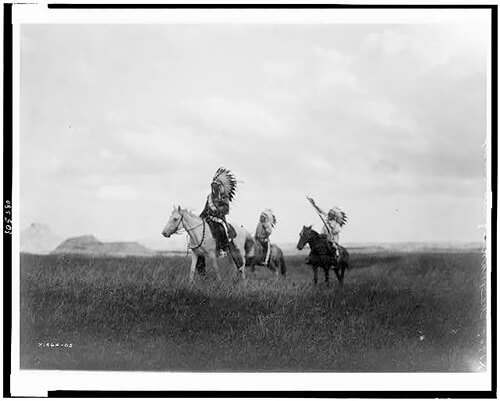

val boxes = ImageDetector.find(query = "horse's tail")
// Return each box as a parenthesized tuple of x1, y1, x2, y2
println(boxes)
(244, 230, 255, 256)
(279, 248, 287, 277)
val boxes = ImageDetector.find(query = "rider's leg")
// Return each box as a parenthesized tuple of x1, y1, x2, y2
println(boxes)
(211, 217, 228, 254)
(332, 234, 340, 259)
(218, 218, 243, 268)
(328, 238, 339, 259)
(264, 240, 271, 265)
(333, 242, 340, 258)
(219, 219, 231, 241)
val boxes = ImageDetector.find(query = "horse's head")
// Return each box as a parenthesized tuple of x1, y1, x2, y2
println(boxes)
(162, 205, 184, 238)
(297, 225, 313, 250)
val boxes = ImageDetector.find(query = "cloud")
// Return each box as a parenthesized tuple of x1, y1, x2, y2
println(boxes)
(363, 25, 487, 76)
(20, 23, 488, 243)
(314, 47, 362, 92)
(363, 29, 409, 55)
(117, 127, 215, 165)
(373, 159, 400, 174)
(97, 185, 139, 201)
(262, 60, 304, 81)
(305, 156, 334, 173)
(181, 96, 289, 138)
(361, 99, 415, 130)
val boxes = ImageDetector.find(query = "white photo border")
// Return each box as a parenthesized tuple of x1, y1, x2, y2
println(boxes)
(6, 2, 495, 396)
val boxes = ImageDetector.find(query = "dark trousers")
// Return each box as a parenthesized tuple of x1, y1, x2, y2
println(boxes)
(196, 215, 231, 274)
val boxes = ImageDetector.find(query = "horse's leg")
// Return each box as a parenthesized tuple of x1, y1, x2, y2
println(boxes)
(313, 266, 318, 285)
(210, 253, 221, 281)
(189, 252, 198, 282)
(238, 254, 246, 280)
(339, 263, 345, 286)
(266, 248, 275, 275)
(280, 249, 287, 278)
(195, 255, 206, 275)
(333, 267, 342, 284)
(271, 249, 279, 277)
(247, 252, 255, 273)
(246, 255, 255, 273)
(324, 267, 331, 287)
(238, 249, 246, 280)
(235, 254, 246, 281)
(250, 262, 256, 274)
(268, 258, 278, 277)
(232, 232, 246, 280)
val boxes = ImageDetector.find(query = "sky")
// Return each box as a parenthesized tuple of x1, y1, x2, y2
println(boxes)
(20, 22, 489, 246)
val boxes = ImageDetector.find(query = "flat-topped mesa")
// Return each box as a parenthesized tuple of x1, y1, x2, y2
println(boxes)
(52, 235, 103, 254)
(51, 236, 155, 256)
(100, 242, 155, 256)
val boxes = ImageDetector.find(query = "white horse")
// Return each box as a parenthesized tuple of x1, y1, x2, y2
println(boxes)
(162, 206, 254, 282)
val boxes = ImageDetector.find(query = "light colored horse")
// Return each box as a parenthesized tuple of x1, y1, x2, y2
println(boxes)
(162, 206, 254, 282)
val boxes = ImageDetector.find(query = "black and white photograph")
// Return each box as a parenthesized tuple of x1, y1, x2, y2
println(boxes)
(7, 2, 495, 396)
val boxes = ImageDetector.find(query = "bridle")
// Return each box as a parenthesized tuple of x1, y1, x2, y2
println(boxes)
(298, 229, 311, 249)
(174, 211, 206, 251)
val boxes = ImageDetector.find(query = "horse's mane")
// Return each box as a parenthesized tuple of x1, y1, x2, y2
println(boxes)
(178, 208, 199, 218)
(305, 226, 321, 237)
(173, 206, 199, 218)
(304, 227, 331, 247)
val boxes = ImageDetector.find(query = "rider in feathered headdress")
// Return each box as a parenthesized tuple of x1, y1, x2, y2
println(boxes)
(254, 209, 276, 266)
(200, 167, 239, 257)
(306, 197, 348, 259)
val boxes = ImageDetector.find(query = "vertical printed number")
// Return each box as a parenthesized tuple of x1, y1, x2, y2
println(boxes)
(4, 200, 12, 234)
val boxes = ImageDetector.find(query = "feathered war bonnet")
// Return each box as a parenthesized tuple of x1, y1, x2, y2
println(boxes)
(328, 207, 348, 226)
(260, 209, 277, 227)
(211, 167, 237, 202)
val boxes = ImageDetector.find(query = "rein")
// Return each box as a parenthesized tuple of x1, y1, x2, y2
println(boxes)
(177, 212, 206, 251)
(187, 220, 206, 251)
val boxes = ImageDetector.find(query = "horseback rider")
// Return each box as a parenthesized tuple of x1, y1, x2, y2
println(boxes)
(321, 207, 345, 258)
(254, 209, 276, 266)
(306, 197, 348, 260)
(200, 180, 231, 254)
(196, 167, 242, 271)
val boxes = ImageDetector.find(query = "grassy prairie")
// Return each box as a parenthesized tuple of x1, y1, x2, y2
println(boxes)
(20, 250, 485, 371)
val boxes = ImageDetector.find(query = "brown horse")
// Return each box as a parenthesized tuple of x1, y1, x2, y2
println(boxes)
(247, 239, 287, 277)
(296, 225, 349, 286)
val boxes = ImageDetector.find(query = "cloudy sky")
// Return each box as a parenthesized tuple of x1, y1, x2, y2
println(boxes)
(20, 21, 489, 246)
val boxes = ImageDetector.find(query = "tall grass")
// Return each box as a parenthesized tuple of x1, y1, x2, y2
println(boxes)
(20, 251, 485, 371)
